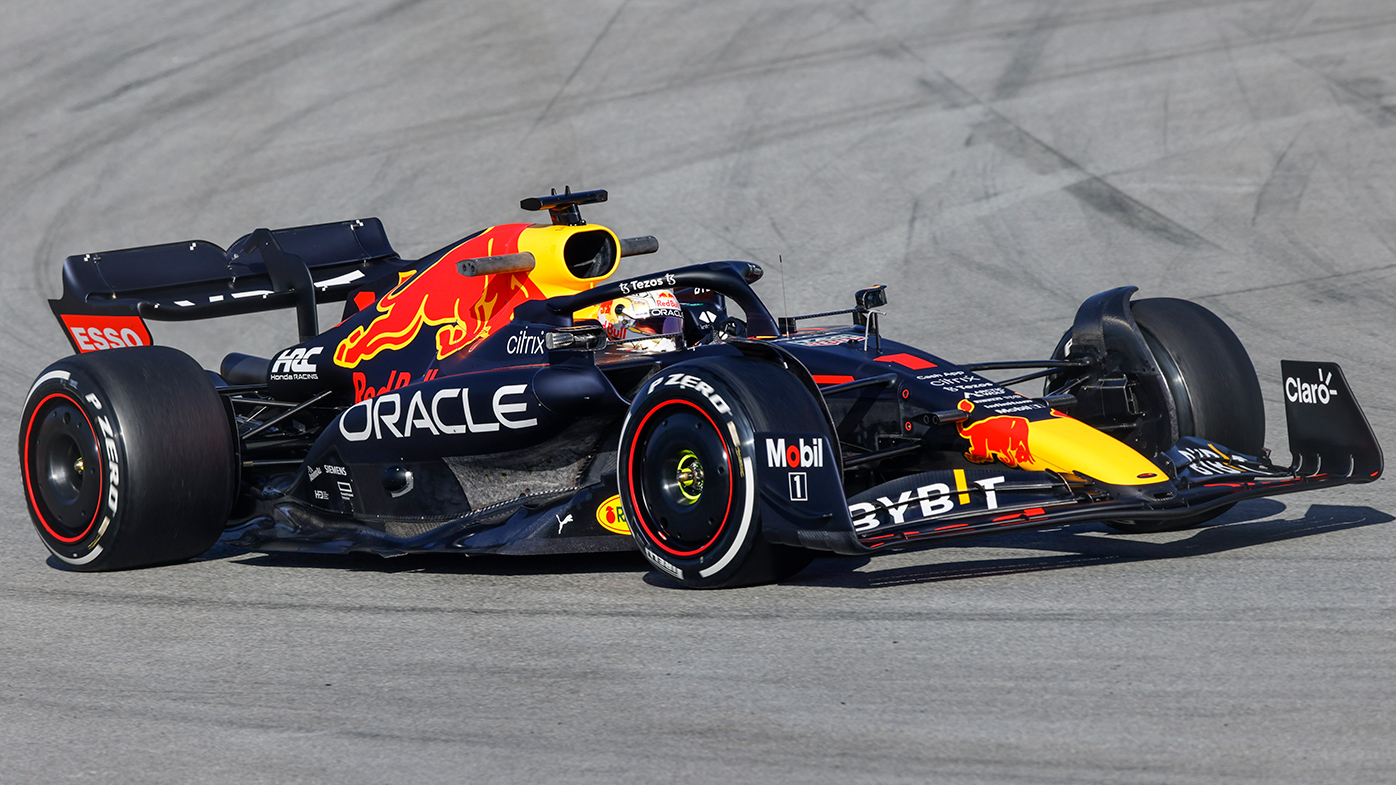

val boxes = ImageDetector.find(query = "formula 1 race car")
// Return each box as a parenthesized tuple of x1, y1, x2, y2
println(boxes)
(20, 189, 1384, 587)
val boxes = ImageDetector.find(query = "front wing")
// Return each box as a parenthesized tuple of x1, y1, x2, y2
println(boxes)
(838, 360, 1382, 552)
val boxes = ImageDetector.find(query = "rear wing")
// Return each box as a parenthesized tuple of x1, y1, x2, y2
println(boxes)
(49, 218, 399, 353)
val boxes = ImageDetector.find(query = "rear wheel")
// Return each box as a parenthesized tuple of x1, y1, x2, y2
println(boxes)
(620, 357, 820, 588)
(19, 346, 236, 570)
(1110, 298, 1264, 533)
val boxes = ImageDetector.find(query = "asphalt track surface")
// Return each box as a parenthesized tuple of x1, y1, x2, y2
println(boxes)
(2, 1, 1394, 782)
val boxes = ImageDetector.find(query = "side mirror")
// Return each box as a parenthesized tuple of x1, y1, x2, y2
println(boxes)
(545, 325, 609, 352)
(854, 285, 887, 328)
(855, 285, 887, 311)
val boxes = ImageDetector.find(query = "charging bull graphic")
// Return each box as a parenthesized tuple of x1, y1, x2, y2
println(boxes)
(956, 399, 1035, 468)
(334, 225, 544, 368)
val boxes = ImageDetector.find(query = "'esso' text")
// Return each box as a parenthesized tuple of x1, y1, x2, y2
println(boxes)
(71, 327, 145, 352)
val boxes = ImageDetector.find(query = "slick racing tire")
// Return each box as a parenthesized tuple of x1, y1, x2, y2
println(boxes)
(620, 356, 820, 589)
(1111, 297, 1265, 533)
(19, 346, 236, 570)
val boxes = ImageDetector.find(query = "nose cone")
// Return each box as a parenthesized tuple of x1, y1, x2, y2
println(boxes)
(961, 413, 1171, 487)
(1092, 476, 1183, 508)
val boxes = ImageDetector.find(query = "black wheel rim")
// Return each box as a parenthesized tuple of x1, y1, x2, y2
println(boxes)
(628, 400, 733, 557)
(24, 394, 104, 543)
(1139, 326, 1195, 440)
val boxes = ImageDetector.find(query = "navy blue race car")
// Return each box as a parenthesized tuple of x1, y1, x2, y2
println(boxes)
(20, 189, 1383, 587)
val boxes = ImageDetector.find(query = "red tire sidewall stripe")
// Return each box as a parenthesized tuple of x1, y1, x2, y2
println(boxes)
(24, 391, 103, 544)
(626, 398, 734, 558)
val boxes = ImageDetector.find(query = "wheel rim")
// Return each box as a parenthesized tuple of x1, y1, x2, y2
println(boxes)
(628, 400, 733, 557)
(24, 394, 104, 543)
(1139, 326, 1195, 440)
(675, 450, 705, 502)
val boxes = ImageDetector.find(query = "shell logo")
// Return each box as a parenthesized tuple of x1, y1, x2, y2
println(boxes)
(596, 494, 630, 535)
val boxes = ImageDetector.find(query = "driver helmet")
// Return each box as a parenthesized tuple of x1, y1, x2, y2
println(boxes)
(598, 289, 682, 352)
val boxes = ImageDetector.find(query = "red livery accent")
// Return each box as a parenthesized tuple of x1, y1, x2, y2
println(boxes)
(875, 353, 935, 370)
(335, 224, 543, 368)
(958, 414, 1034, 468)
(352, 291, 378, 312)
(60, 314, 151, 353)
(812, 374, 855, 385)
(351, 368, 442, 403)
(992, 507, 1046, 523)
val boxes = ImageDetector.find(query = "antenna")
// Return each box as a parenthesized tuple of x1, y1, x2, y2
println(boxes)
(779, 255, 790, 335)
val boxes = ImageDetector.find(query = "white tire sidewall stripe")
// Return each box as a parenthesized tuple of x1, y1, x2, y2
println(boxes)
(46, 541, 105, 565)
(27, 369, 71, 402)
(697, 455, 755, 579)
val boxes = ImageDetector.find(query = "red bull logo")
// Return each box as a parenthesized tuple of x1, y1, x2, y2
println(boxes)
(351, 369, 440, 404)
(653, 290, 680, 313)
(334, 225, 544, 368)
(599, 297, 632, 341)
(955, 399, 1034, 468)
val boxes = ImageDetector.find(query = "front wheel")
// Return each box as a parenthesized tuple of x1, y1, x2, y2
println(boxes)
(620, 357, 819, 588)
(1111, 297, 1265, 533)
(19, 346, 236, 570)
